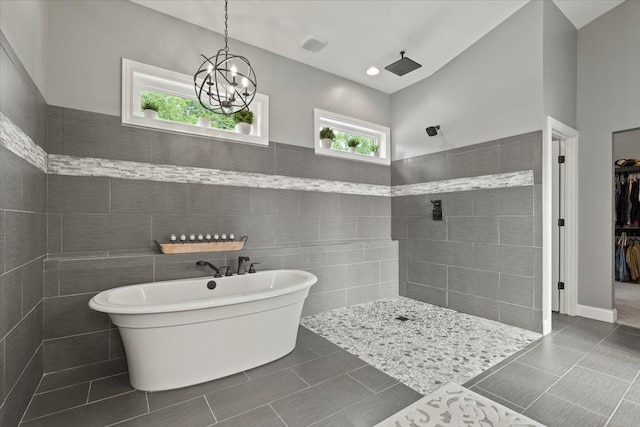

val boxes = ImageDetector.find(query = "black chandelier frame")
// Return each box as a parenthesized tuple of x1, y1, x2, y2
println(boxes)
(194, 0, 257, 116)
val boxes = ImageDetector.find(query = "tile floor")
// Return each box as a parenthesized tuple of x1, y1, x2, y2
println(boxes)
(464, 312, 640, 427)
(615, 281, 640, 329)
(19, 327, 422, 427)
(18, 310, 640, 426)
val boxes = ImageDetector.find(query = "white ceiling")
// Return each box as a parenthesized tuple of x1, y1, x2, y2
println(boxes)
(132, 0, 624, 95)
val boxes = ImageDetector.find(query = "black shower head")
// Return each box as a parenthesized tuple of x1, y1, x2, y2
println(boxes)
(426, 125, 440, 137)
(385, 51, 422, 76)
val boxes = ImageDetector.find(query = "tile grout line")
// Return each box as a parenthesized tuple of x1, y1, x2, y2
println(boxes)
(38, 368, 127, 395)
(203, 395, 218, 424)
(522, 325, 620, 412)
(544, 390, 615, 419)
(604, 370, 640, 426)
(86, 380, 92, 403)
(18, 364, 47, 425)
(269, 403, 290, 427)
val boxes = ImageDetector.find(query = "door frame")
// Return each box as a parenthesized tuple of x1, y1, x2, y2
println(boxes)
(542, 117, 579, 334)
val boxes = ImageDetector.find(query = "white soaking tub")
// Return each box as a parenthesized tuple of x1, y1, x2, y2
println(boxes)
(89, 270, 317, 391)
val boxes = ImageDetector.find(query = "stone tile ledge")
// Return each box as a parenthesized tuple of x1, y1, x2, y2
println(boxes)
(4, 113, 534, 197)
(0, 111, 48, 172)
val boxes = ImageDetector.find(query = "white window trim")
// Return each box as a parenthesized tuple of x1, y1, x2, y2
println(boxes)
(314, 108, 390, 165)
(122, 58, 269, 146)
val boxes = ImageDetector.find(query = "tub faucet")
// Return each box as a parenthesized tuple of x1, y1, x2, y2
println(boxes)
(196, 261, 225, 278)
(237, 256, 250, 275)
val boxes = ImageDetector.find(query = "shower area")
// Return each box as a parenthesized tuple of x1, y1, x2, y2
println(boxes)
(391, 130, 543, 333)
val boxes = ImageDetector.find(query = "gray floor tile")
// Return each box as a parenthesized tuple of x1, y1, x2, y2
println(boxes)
(88, 373, 134, 402)
(37, 359, 127, 393)
(245, 345, 320, 380)
(625, 377, 640, 405)
(212, 405, 285, 427)
(206, 369, 307, 421)
(562, 316, 619, 338)
(523, 393, 607, 427)
(579, 345, 640, 381)
(291, 350, 366, 385)
(20, 391, 148, 427)
(601, 330, 640, 355)
(517, 341, 584, 376)
(547, 366, 629, 417)
(475, 361, 559, 408)
(348, 365, 398, 392)
(23, 383, 89, 421)
(548, 327, 603, 353)
(111, 397, 215, 427)
(271, 374, 373, 426)
(147, 372, 248, 411)
(314, 383, 422, 427)
(617, 324, 640, 337)
(607, 400, 640, 427)
(470, 386, 526, 413)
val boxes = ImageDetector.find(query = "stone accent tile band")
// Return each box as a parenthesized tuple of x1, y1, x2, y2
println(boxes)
(0, 112, 48, 172)
(47, 154, 391, 197)
(391, 170, 534, 196)
(3, 112, 534, 197)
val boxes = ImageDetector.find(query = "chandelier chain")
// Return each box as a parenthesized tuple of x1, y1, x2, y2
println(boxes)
(224, 0, 229, 53)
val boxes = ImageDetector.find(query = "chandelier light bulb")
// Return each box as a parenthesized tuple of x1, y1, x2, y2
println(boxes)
(242, 77, 248, 88)
(231, 64, 237, 77)
(207, 63, 213, 74)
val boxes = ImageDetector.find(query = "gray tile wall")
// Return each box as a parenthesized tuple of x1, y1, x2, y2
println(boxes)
(392, 132, 543, 332)
(0, 33, 47, 427)
(43, 109, 394, 376)
(47, 107, 391, 186)
(42, 240, 398, 373)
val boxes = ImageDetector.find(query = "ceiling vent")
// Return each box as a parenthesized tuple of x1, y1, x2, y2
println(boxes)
(300, 34, 328, 52)
(385, 51, 422, 76)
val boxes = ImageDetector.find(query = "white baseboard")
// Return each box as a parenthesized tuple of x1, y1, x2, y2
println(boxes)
(576, 304, 618, 323)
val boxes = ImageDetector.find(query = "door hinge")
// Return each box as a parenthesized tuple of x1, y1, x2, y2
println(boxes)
(558, 155, 565, 164)
(558, 282, 565, 290)
(558, 218, 565, 227)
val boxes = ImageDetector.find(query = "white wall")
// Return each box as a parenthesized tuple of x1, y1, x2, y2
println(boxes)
(390, 1, 543, 160)
(613, 128, 640, 161)
(577, 0, 640, 309)
(0, 0, 48, 98)
(45, 0, 390, 148)
(543, 0, 577, 129)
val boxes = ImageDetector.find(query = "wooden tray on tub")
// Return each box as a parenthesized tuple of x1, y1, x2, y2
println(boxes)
(155, 236, 248, 254)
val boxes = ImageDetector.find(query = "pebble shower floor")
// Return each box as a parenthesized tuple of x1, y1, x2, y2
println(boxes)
(301, 297, 540, 395)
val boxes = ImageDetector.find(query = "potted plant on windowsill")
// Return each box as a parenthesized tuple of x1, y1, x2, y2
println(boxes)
(233, 109, 254, 135)
(370, 144, 379, 157)
(346, 137, 359, 153)
(141, 100, 159, 119)
(197, 115, 211, 128)
(319, 127, 335, 149)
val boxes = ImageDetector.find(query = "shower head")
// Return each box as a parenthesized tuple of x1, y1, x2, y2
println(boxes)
(426, 125, 440, 137)
(385, 51, 422, 76)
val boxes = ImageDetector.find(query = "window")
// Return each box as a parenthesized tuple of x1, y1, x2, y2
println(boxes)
(314, 108, 390, 165)
(122, 59, 269, 146)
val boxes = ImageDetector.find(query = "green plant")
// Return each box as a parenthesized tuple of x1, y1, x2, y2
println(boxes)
(346, 137, 360, 148)
(319, 127, 335, 140)
(233, 109, 254, 125)
(141, 100, 159, 112)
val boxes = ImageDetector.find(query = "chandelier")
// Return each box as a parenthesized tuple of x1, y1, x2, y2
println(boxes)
(194, 0, 257, 115)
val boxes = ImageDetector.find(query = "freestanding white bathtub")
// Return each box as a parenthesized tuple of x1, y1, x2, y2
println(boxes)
(89, 269, 317, 391)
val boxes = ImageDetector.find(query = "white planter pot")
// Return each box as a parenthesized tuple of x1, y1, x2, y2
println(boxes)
(197, 117, 211, 127)
(235, 122, 252, 135)
(143, 109, 159, 119)
(320, 138, 333, 149)
(348, 147, 356, 153)
(371, 151, 379, 157)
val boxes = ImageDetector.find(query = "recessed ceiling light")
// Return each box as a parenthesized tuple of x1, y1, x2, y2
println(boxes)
(366, 66, 380, 76)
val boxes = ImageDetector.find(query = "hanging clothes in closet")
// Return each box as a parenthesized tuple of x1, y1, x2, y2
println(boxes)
(616, 232, 640, 282)
(615, 172, 640, 228)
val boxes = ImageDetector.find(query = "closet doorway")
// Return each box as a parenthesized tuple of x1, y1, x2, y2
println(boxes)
(613, 127, 640, 329)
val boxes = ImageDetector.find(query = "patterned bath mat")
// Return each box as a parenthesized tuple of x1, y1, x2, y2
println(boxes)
(376, 382, 545, 427)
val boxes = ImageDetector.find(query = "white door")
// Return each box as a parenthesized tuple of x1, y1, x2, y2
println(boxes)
(552, 139, 567, 313)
